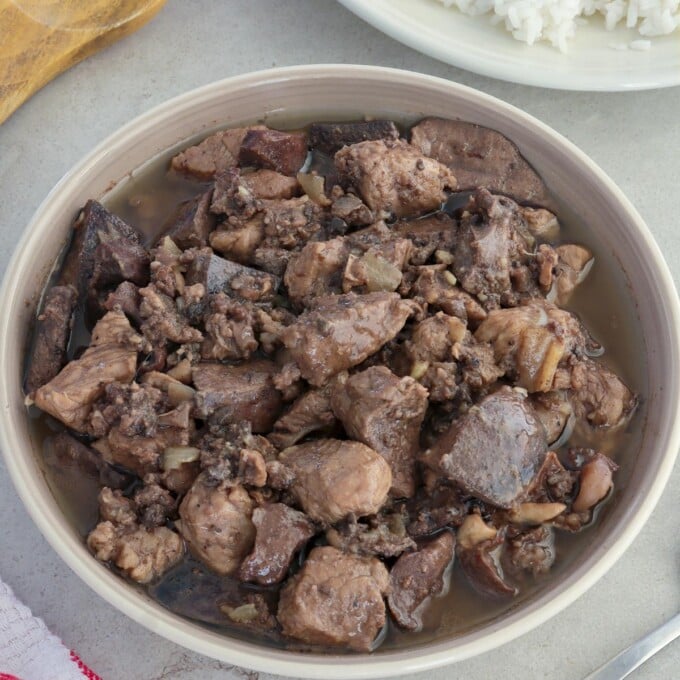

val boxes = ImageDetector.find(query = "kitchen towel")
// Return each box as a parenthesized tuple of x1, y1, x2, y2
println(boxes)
(0, 576, 101, 680)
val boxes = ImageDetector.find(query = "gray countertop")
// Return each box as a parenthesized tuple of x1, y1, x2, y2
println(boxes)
(1, 2, 679, 679)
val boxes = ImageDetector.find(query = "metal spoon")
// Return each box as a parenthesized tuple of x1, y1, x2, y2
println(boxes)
(584, 612, 680, 679)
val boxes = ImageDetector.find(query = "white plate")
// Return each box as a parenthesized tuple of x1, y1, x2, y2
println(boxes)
(338, 0, 680, 90)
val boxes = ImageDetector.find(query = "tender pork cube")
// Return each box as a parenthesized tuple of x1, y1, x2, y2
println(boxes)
(393, 212, 457, 265)
(331, 367, 428, 498)
(104, 281, 143, 325)
(159, 191, 215, 249)
(309, 120, 399, 155)
(201, 293, 258, 362)
(422, 387, 548, 508)
(268, 386, 336, 449)
(209, 218, 265, 264)
(183, 247, 280, 304)
(388, 531, 455, 631)
(277, 546, 390, 651)
(475, 300, 588, 392)
(178, 478, 255, 575)
(281, 292, 414, 386)
(239, 128, 308, 176)
(326, 514, 416, 558)
(139, 284, 204, 345)
(335, 139, 457, 218)
(569, 359, 637, 429)
(330, 193, 374, 227)
(25, 285, 77, 394)
(239, 503, 316, 585)
(410, 118, 551, 207)
(284, 237, 350, 305)
(260, 195, 322, 250)
(33, 311, 143, 432)
(451, 189, 535, 308)
(279, 439, 392, 524)
(192, 360, 283, 433)
(170, 125, 265, 179)
(503, 525, 556, 577)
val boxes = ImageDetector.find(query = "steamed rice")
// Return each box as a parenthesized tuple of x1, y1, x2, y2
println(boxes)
(435, 0, 680, 51)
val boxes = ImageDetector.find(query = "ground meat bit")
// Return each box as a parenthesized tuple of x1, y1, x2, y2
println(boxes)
(457, 341, 504, 391)
(239, 128, 308, 176)
(388, 531, 455, 631)
(87, 520, 184, 584)
(178, 477, 255, 575)
(525, 450, 577, 504)
(170, 125, 265, 180)
(281, 292, 414, 386)
(326, 513, 416, 558)
(218, 592, 278, 633)
(393, 212, 457, 266)
(239, 503, 316, 585)
(268, 385, 336, 450)
(192, 360, 283, 433)
(422, 387, 548, 509)
(98, 487, 136, 526)
(201, 293, 258, 361)
(406, 482, 466, 537)
(410, 117, 551, 207)
(503, 525, 555, 577)
(417, 362, 460, 403)
(133, 479, 177, 528)
(335, 138, 456, 218)
(33, 311, 144, 433)
(279, 439, 392, 524)
(331, 367, 428, 498)
(252, 246, 294, 277)
(25, 285, 77, 394)
(277, 546, 390, 651)
(238, 448, 268, 487)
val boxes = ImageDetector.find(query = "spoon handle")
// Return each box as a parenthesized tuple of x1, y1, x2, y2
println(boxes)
(584, 612, 680, 680)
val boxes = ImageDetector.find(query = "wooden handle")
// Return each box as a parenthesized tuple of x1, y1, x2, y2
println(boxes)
(0, 0, 166, 125)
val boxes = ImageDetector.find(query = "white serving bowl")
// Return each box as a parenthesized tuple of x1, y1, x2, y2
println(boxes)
(1, 65, 679, 679)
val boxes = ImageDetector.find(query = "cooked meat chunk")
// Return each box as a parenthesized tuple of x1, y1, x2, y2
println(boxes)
(503, 525, 555, 577)
(139, 285, 203, 345)
(279, 439, 392, 523)
(160, 191, 215, 249)
(209, 219, 264, 264)
(268, 386, 336, 449)
(309, 120, 399, 155)
(406, 482, 466, 537)
(422, 387, 547, 508)
(25, 285, 77, 394)
(525, 450, 577, 504)
(393, 212, 457, 265)
(572, 452, 617, 512)
(410, 118, 550, 207)
(457, 341, 505, 391)
(326, 514, 416, 558)
(284, 237, 350, 304)
(260, 196, 322, 250)
(388, 532, 455, 631)
(170, 125, 264, 179)
(451, 189, 535, 308)
(405, 312, 466, 365)
(456, 514, 516, 597)
(331, 193, 374, 226)
(531, 392, 573, 445)
(104, 281, 143, 326)
(178, 478, 255, 575)
(410, 266, 487, 325)
(45, 432, 133, 490)
(89, 383, 191, 476)
(548, 244, 594, 305)
(239, 503, 316, 585)
(281, 292, 414, 386)
(192, 360, 283, 433)
(475, 301, 588, 392)
(34, 311, 143, 432)
(335, 139, 456, 218)
(239, 128, 308, 176)
(133, 480, 177, 528)
(277, 546, 390, 651)
(201, 294, 258, 361)
(183, 247, 280, 303)
(252, 246, 294, 276)
(89, 488, 183, 584)
(331, 367, 428, 498)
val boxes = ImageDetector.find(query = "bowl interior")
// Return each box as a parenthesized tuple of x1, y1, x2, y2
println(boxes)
(1, 66, 679, 679)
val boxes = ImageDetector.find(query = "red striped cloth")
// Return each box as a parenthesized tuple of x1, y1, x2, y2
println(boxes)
(0, 578, 101, 680)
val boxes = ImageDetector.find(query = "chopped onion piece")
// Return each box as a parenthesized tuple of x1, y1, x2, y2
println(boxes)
(220, 603, 259, 623)
(296, 172, 331, 206)
(362, 252, 402, 292)
(443, 270, 457, 286)
(162, 446, 200, 471)
(167, 381, 195, 406)
(410, 360, 430, 380)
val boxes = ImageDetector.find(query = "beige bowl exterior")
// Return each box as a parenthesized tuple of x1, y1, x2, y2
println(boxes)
(1, 65, 679, 679)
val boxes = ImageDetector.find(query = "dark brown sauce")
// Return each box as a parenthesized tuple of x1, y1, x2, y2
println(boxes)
(34, 118, 646, 652)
